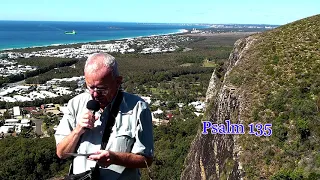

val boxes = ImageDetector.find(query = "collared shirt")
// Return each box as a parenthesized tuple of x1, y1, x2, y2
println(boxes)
(54, 92, 154, 180)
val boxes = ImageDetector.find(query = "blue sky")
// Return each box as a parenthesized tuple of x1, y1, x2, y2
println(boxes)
(1, 0, 319, 25)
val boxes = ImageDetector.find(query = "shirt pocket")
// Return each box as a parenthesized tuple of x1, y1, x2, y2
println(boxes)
(111, 130, 135, 153)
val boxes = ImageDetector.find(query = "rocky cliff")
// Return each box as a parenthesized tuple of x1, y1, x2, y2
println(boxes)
(182, 14, 320, 180)
(181, 35, 256, 180)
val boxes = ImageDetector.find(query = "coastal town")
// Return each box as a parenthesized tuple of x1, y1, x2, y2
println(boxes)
(0, 34, 206, 137)
(0, 59, 37, 77)
(1, 35, 191, 59)
(0, 77, 205, 136)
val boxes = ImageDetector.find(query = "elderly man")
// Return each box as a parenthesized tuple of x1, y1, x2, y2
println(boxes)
(55, 53, 154, 180)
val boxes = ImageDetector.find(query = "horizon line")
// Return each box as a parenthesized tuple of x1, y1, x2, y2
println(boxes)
(0, 19, 281, 26)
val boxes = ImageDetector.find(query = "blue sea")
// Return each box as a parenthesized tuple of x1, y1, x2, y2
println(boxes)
(0, 21, 208, 50)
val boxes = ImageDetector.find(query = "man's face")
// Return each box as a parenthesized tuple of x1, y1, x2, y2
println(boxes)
(85, 68, 121, 109)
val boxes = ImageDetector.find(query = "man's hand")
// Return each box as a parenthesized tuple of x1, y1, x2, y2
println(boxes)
(75, 110, 99, 134)
(56, 110, 99, 159)
(88, 150, 153, 168)
(88, 150, 115, 168)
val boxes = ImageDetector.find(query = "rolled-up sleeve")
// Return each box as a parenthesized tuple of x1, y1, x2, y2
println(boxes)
(131, 103, 154, 157)
(54, 101, 76, 145)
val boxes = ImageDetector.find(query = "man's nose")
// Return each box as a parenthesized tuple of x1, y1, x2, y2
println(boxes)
(92, 91, 100, 98)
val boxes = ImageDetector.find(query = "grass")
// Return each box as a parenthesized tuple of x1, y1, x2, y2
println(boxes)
(202, 61, 216, 67)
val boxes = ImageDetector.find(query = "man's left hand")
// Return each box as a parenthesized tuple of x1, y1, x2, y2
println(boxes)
(88, 150, 152, 168)
(88, 150, 115, 168)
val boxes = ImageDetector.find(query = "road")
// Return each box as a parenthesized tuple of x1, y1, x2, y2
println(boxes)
(32, 118, 43, 135)
(5, 79, 26, 87)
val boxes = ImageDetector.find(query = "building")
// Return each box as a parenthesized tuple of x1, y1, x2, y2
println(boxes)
(13, 106, 21, 117)
(0, 118, 32, 133)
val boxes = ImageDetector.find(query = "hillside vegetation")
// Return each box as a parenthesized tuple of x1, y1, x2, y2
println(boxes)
(0, 137, 70, 180)
(226, 14, 320, 179)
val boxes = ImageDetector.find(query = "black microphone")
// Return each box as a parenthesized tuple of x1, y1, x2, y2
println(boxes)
(86, 100, 100, 129)
(87, 100, 100, 114)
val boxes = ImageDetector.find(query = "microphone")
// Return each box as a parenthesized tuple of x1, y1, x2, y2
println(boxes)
(86, 100, 100, 129)
(87, 100, 100, 114)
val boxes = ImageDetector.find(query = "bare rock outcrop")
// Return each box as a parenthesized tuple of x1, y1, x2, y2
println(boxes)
(181, 36, 257, 180)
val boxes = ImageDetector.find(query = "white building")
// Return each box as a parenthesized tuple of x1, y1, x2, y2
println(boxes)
(0, 126, 14, 133)
(1, 118, 32, 133)
(189, 101, 206, 112)
(13, 106, 21, 116)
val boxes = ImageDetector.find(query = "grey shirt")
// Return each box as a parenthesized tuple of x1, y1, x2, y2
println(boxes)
(55, 92, 154, 180)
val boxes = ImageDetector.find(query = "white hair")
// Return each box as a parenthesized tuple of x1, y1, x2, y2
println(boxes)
(84, 53, 119, 77)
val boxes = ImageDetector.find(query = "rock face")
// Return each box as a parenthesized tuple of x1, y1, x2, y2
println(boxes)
(181, 36, 257, 180)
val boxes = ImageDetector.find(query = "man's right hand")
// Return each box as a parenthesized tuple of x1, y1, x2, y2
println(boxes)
(56, 110, 99, 159)
(75, 110, 99, 134)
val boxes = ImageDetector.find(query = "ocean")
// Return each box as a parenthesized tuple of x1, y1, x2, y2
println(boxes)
(0, 21, 208, 50)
